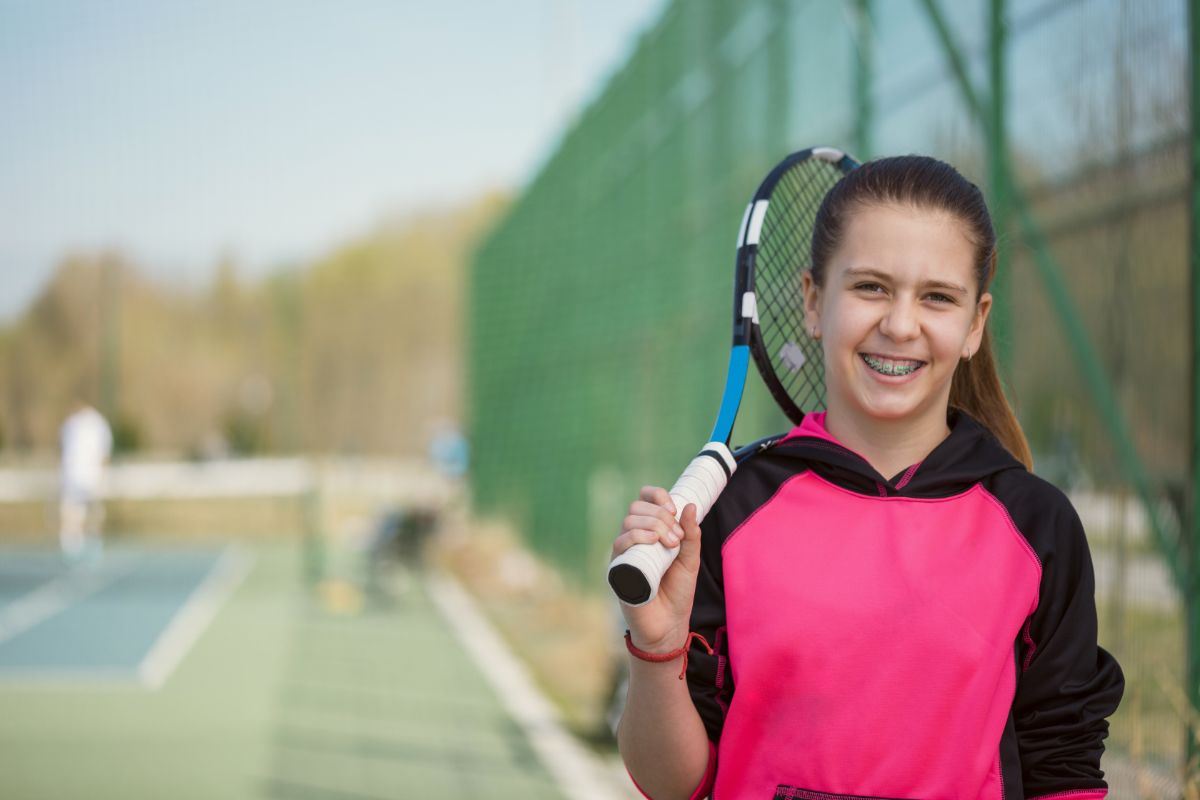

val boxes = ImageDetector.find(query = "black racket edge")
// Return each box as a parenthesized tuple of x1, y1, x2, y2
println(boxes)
(742, 147, 860, 425)
(733, 148, 855, 343)
(748, 147, 860, 206)
(733, 433, 784, 462)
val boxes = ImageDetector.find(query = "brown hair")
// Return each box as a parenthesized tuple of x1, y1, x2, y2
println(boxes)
(809, 155, 1033, 469)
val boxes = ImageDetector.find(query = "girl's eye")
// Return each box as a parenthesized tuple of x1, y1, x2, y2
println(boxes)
(855, 282, 885, 294)
(926, 292, 955, 304)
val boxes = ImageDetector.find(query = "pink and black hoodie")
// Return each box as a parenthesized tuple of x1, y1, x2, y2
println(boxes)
(681, 410, 1123, 800)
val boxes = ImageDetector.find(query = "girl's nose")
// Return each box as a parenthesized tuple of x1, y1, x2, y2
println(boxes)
(879, 301, 920, 341)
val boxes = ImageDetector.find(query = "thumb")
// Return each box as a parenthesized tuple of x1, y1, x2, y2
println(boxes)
(675, 503, 702, 570)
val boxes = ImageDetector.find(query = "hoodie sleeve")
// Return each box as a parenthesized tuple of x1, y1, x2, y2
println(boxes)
(1010, 483, 1124, 797)
(684, 506, 734, 746)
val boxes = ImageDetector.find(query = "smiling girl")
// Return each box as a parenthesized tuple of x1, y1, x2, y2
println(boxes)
(612, 156, 1123, 800)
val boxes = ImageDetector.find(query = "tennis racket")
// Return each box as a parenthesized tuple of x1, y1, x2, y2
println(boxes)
(607, 146, 860, 606)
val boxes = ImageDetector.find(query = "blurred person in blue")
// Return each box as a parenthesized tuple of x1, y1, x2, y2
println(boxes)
(430, 419, 468, 479)
(59, 399, 113, 565)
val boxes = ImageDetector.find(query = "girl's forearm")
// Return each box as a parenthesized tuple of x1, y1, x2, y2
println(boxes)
(617, 657, 712, 800)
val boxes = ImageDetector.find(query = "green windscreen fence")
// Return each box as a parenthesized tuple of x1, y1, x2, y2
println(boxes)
(470, 0, 1189, 787)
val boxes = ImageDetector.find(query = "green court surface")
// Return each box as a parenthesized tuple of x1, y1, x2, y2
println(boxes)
(0, 542, 568, 800)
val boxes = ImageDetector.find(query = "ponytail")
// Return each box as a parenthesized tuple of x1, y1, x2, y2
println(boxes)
(950, 327, 1033, 470)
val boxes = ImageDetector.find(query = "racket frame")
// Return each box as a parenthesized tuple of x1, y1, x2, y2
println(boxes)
(608, 146, 859, 607)
(738, 147, 860, 428)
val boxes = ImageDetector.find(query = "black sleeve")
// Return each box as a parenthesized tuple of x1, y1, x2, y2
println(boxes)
(684, 500, 734, 744)
(1011, 486, 1124, 794)
(683, 451, 798, 745)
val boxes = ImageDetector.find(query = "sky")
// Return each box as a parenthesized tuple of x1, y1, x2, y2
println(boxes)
(0, 0, 667, 320)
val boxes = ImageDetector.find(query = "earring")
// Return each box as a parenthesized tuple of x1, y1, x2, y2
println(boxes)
(963, 349, 972, 362)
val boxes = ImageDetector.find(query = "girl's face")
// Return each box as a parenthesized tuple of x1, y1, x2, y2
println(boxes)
(802, 202, 991, 429)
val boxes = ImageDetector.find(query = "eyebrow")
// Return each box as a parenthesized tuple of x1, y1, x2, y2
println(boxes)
(844, 267, 969, 295)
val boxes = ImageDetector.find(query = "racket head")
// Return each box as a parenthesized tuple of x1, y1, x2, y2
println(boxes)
(737, 147, 859, 425)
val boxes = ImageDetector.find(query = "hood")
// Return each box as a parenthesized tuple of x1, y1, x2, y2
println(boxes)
(768, 409, 1026, 498)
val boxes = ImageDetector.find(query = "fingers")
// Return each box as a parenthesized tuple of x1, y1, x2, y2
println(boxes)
(629, 500, 681, 528)
(638, 485, 676, 516)
(617, 513, 683, 547)
(680, 503, 699, 535)
(613, 489, 686, 558)
(626, 512, 683, 538)
(675, 503, 702, 569)
(624, 493, 682, 539)
(611, 527, 678, 557)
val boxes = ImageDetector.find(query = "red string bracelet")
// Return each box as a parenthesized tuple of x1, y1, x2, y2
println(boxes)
(625, 630, 714, 680)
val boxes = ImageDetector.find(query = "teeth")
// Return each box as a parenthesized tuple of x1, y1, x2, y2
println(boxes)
(861, 354, 923, 376)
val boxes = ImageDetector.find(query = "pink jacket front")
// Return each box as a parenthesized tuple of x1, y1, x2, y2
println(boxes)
(680, 412, 1122, 800)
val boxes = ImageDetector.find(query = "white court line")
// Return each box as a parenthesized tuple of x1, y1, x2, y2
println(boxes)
(137, 546, 254, 690)
(426, 572, 630, 800)
(0, 556, 142, 647)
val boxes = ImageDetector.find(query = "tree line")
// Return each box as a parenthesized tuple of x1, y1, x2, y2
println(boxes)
(0, 193, 506, 459)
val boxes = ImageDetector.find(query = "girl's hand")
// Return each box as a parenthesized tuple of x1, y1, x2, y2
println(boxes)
(611, 485, 703, 654)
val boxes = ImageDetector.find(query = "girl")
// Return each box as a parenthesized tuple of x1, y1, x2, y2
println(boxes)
(611, 156, 1124, 800)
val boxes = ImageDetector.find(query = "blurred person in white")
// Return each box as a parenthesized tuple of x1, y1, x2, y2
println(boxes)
(59, 400, 113, 565)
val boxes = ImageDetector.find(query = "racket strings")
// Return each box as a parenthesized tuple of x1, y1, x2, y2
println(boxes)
(752, 160, 848, 417)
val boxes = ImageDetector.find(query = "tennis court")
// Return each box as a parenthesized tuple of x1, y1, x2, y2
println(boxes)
(0, 546, 249, 687)
(0, 528, 628, 800)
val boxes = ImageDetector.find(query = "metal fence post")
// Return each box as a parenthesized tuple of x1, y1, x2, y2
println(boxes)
(100, 256, 121, 421)
(1188, 0, 1200, 776)
(988, 0, 1011, 370)
(918, 0, 1180, 587)
(852, 0, 874, 161)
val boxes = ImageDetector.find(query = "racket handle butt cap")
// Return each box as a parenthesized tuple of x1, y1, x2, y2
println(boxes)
(608, 545, 673, 606)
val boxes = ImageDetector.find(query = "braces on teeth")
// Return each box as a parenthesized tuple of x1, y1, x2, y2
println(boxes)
(861, 354, 922, 376)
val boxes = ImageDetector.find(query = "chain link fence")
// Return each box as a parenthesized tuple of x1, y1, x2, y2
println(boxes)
(469, 0, 1191, 788)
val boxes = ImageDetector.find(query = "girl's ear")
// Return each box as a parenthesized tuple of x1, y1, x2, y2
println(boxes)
(801, 271, 821, 338)
(966, 291, 993, 355)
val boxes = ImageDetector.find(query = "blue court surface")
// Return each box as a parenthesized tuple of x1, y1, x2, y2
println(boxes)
(0, 546, 249, 687)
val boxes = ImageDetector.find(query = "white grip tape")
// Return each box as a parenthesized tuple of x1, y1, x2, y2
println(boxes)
(608, 442, 736, 606)
(667, 444, 735, 525)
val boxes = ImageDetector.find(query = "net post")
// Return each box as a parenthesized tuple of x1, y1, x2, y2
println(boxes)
(301, 462, 325, 589)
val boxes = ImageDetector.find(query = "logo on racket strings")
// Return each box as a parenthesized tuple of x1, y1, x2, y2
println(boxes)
(778, 341, 807, 372)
